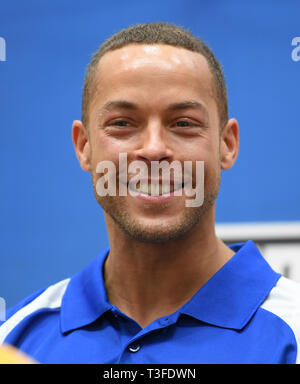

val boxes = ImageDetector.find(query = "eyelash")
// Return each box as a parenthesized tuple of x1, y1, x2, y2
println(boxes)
(108, 119, 201, 128)
(110, 120, 130, 127)
(174, 120, 195, 127)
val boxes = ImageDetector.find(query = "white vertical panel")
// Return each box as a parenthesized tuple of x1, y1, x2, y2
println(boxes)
(263, 244, 300, 282)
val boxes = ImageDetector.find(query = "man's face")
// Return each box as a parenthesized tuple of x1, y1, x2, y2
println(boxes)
(82, 44, 231, 242)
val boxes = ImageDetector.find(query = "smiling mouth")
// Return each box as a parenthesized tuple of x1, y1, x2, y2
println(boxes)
(127, 181, 184, 196)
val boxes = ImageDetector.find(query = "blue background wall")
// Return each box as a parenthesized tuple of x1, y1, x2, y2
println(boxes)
(0, 0, 299, 307)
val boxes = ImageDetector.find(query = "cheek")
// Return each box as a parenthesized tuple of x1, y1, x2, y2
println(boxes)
(94, 129, 139, 159)
(198, 141, 221, 186)
(89, 132, 119, 165)
(89, 134, 129, 187)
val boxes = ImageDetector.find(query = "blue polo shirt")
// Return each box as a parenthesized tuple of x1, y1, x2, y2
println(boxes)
(1, 240, 300, 364)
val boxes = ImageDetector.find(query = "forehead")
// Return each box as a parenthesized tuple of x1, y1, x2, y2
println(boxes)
(88, 44, 217, 121)
(100, 43, 209, 71)
(96, 44, 213, 92)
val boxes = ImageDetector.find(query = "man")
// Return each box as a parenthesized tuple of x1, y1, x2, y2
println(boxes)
(1, 22, 300, 364)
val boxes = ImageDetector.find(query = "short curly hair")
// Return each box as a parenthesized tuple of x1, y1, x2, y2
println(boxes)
(81, 22, 228, 130)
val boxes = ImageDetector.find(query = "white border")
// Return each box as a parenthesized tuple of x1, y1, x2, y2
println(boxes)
(215, 222, 300, 242)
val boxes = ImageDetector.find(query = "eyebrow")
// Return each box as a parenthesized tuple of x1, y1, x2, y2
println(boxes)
(166, 100, 208, 114)
(100, 100, 138, 114)
(98, 99, 208, 117)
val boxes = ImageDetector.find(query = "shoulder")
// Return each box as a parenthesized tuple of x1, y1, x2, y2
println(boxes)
(1, 288, 47, 325)
(0, 278, 70, 344)
(261, 276, 300, 362)
(261, 275, 300, 318)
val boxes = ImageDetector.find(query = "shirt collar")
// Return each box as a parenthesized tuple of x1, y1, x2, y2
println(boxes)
(61, 247, 111, 334)
(180, 240, 281, 329)
(61, 240, 281, 333)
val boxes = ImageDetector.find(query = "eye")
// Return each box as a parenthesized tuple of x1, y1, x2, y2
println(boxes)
(104, 119, 137, 137)
(171, 118, 205, 136)
(175, 120, 192, 127)
(173, 119, 201, 128)
(109, 120, 130, 127)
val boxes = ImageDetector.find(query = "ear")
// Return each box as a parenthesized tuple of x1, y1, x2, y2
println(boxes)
(220, 118, 239, 170)
(72, 120, 91, 172)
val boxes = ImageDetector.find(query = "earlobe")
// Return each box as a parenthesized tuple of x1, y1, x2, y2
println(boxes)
(220, 118, 239, 171)
(72, 120, 91, 172)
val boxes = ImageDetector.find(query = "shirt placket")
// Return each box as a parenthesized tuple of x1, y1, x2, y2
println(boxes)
(115, 311, 180, 363)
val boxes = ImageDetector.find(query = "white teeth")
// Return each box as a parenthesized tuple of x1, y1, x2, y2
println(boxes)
(162, 184, 171, 195)
(139, 183, 150, 195)
(151, 183, 160, 196)
(129, 183, 182, 196)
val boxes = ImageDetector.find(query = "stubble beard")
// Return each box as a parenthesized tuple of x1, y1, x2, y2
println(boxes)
(91, 169, 221, 244)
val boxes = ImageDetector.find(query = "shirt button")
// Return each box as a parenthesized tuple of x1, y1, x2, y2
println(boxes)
(128, 344, 141, 353)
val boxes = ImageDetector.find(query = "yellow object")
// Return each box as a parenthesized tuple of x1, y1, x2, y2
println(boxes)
(0, 344, 36, 364)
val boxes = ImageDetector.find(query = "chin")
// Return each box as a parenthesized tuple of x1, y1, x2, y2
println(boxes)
(96, 184, 219, 244)
(109, 209, 205, 244)
(118, 225, 192, 244)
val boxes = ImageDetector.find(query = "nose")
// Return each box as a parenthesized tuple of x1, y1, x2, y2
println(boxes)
(134, 120, 173, 163)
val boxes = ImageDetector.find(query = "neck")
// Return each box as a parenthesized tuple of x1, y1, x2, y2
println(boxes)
(103, 208, 234, 328)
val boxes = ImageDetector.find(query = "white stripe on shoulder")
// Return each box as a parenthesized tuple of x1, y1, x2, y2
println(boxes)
(0, 278, 70, 344)
(261, 276, 300, 364)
